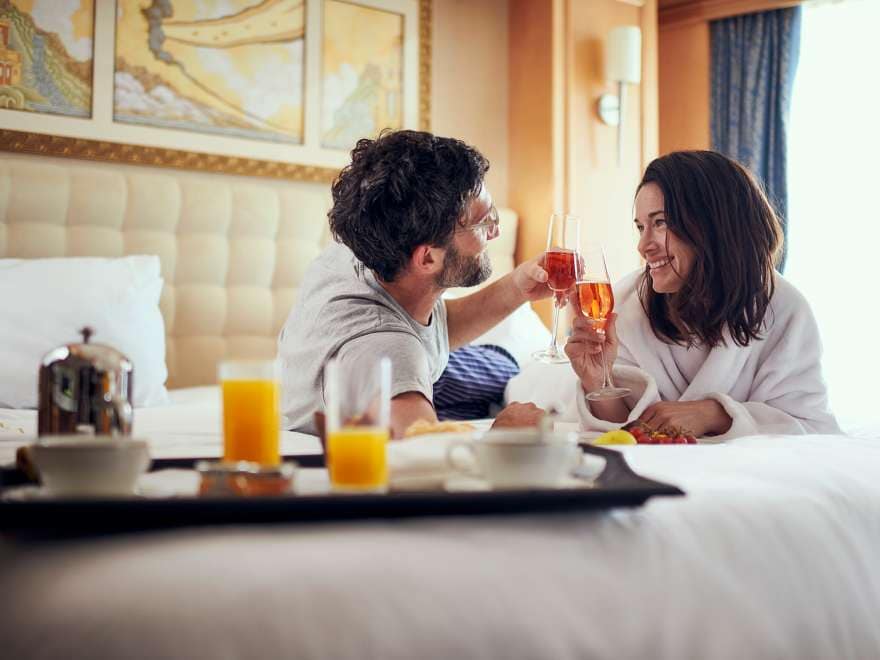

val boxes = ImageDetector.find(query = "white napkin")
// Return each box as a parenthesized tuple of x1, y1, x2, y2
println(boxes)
(136, 469, 201, 497)
(387, 433, 478, 491)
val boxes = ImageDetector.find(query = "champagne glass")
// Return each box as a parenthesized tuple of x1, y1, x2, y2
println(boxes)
(532, 213, 581, 364)
(576, 245, 630, 400)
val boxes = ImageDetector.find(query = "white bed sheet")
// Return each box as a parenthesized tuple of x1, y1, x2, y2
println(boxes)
(2, 434, 880, 659)
(0, 386, 321, 465)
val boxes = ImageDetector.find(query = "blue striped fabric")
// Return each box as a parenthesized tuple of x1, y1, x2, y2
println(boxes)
(433, 345, 520, 421)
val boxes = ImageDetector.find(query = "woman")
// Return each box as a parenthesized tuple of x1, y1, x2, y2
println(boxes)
(565, 150, 839, 440)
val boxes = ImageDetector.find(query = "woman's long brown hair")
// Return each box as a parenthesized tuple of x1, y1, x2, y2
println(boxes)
(637, 151, 784, 348)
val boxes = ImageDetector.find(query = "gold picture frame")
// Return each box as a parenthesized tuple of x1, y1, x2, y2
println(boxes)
(0, 0, 431, 183)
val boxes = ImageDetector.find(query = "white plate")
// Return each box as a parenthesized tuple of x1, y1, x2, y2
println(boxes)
(2, 469, 200, 501)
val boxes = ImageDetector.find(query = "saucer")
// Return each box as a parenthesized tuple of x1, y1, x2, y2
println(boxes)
(444, 475, 595, 492)
(1, 485, 145, 501)
(442, 449, 606, 492)
(2, 485, 53, 501)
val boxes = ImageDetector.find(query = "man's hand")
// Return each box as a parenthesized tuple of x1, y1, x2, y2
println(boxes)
(511, 255, 553, 303)
(638, 399, 732, 437)
(491, 402, 546, 429)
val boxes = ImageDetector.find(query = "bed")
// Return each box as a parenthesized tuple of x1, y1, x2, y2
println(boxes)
(2, 434, 880, 659)
(2, 154, 880, 659)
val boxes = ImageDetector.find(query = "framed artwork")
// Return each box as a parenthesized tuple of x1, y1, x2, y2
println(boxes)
(0, 1, 95, 118)
(0, 0, 430, 183)
(114, 0, 306, 144)
(321, 0, 403, 149)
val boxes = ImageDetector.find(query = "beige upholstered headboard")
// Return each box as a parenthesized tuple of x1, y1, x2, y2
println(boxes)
(0, 153, 518, 389)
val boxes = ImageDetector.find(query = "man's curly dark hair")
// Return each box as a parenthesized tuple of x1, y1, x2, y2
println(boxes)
(328, 130, 489, 282)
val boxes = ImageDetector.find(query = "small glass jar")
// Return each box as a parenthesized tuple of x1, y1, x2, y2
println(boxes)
(196, 460, 296, 497)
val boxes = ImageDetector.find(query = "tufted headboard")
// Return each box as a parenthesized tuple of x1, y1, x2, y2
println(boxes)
(0, 153, 518, 388)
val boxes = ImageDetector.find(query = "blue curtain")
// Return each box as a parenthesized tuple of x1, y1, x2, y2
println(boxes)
(711, 7, 802, 271)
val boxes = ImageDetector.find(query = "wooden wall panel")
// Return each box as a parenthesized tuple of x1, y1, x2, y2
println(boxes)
(508, 0, 559, 324)
(658, 21, 711, 154)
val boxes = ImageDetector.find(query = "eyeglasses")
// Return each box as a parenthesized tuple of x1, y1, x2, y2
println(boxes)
(456, 206, 500, 235)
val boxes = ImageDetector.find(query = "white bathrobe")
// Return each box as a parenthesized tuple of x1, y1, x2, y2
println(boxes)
(506, 270, 840, 442)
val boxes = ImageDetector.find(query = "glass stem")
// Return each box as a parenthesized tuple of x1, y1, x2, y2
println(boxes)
(548, 299, 562, 356)
(600, 340, 613, 390)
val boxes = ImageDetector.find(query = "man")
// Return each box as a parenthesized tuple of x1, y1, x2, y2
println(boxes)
(279, 130, 550, 437)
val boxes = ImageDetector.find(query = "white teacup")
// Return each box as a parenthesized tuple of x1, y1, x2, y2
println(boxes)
(31, 436, 151, 497)
(446, 429, 582, 489)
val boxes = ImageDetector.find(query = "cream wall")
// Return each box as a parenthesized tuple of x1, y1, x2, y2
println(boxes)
(431, 0, 510, 207)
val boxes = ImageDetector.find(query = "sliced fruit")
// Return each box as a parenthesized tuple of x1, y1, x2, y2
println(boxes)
(593, 430, 638, 445)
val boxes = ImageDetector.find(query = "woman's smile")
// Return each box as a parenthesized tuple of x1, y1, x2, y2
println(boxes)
(648, 256, 673, 271)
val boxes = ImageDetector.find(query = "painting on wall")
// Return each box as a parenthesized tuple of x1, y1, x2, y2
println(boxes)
(0, 0, 94, 117)
(114, 0, 305, 144)
(0, 0, 428, 183)
(321, 0, 402, 149)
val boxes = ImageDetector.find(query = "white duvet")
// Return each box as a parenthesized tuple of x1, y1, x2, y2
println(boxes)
(3, 432, 880, 659)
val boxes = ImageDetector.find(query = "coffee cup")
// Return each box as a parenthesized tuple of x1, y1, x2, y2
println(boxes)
(446, 429, 582, 489)
(31, 436, 151, 497)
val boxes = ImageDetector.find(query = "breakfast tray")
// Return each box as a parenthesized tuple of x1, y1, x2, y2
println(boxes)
(0, 445, 683, 535)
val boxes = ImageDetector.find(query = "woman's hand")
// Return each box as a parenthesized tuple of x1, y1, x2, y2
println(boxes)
(638, 399, 732, 437)
(565, 308, 620, 393)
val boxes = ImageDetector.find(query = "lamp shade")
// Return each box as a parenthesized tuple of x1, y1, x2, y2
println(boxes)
(606, 26, 641, 84)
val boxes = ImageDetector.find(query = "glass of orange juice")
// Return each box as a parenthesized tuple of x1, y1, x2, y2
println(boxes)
(324, 357, 391, 493)
(219, 360, 281, 466)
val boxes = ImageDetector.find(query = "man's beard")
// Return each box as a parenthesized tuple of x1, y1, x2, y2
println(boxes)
(436, 243, 492, 288)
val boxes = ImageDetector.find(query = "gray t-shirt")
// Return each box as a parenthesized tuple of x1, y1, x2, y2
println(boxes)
(278, 242, 449, 434)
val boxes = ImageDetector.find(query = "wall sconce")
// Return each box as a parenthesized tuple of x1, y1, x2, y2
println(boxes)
(597, 26, 642, 165)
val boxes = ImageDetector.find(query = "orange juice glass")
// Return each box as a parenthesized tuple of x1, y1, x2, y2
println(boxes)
(324, 357, 391, 492)
(219, 360, 281, 466)
(327, 426, 389, 490)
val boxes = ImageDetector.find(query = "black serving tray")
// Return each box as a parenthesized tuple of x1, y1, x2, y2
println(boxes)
(0, 445, 683, 535)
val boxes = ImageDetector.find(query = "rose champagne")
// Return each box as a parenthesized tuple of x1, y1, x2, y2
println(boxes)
(545, 249, 577, 292)
(577, 280, 614, 326)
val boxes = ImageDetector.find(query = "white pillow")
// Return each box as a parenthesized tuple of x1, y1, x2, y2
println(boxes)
(0, 256, 169, 408)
